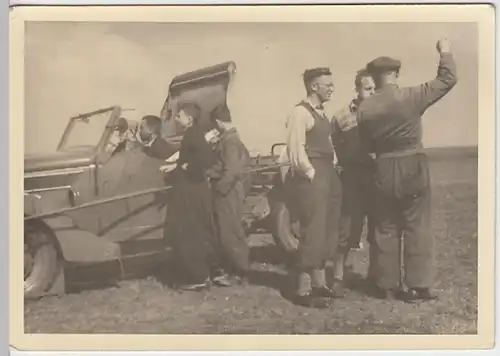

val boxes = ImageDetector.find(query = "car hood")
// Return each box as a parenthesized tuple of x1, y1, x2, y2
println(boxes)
(24, 149, 96, 173)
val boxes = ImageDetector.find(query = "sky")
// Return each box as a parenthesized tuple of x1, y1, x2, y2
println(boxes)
(24, 21, 478, 155)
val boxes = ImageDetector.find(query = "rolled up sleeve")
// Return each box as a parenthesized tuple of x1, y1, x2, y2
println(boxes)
(285, 106, 315, 179)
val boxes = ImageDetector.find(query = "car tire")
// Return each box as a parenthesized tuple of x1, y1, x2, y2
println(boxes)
(270, 200, 300, 254)
(24, 221, 60, 299)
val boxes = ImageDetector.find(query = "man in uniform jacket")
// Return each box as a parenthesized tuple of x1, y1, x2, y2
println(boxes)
(283, 67, 343, 308)
(206, 104, 253, 285)
(357, 38, 458, 301)
(331, 68, 376, 288)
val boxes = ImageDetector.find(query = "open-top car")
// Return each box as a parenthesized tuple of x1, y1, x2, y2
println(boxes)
(23, 61, 299, 299)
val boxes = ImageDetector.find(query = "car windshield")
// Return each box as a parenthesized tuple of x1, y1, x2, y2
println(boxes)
(58, 108, 115, 151)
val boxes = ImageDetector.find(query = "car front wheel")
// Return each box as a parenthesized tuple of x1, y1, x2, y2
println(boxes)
(24, 221, 60, 299)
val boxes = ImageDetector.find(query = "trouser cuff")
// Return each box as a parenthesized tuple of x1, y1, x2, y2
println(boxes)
(311, 269, 326, 288)
(333, 255, 346, 280)
(296, 272, 312, 295)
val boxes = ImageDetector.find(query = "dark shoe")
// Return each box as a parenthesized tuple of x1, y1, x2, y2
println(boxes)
(314, 283, 344, 299)
(369, 286, 403, 301)
(329, 279, 346, 298)
(413, 288, 438, 300)
(290, 292, 330, 309)
(398, 288, 438, 302)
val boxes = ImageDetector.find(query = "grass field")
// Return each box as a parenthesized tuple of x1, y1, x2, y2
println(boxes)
(24, 152, 478, 334)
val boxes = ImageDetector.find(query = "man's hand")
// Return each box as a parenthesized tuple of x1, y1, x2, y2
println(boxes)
(305, 167, 316, 182)
(436, 38, 451, 53)
(205, 129, 220, 144)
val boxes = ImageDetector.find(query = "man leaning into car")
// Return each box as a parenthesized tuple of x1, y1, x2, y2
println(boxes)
(137, 115, 177, 160)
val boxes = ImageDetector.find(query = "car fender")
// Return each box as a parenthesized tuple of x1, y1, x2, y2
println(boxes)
(29, 215, 120, 264)
(24, 184, 104, 248)
(24, 189, 74, 217)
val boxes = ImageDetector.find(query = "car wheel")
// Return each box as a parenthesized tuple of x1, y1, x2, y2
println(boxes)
(270, 200, 300, 253)
(24, 222, 60, 299)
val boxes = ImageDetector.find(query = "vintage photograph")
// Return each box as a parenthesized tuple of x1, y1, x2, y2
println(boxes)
(10, 4, 495, 352)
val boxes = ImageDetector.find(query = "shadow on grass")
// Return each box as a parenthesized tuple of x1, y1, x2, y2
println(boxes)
(51, 246, 376, 305)
(62, 260, 162, 296)
(151, 250, 290, 295)
(61, 261, 125, 296)
(343, 267, 374, 297)
(41, 243, 290, 298)
(246, 269, 289, 292)
(149, 258, 189, 289)
(249, 243, 295, 267)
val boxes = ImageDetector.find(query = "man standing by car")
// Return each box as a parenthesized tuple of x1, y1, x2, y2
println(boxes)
(207, 104, 253, 286)
(330, 68, 376, 289)
(283, 67, 343, 308)
(357, 38, 457, 301)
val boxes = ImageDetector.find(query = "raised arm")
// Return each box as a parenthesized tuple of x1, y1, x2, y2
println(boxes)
(407, 38, 458, 115)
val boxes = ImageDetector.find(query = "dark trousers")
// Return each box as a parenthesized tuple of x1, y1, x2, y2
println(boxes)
(213, 180, 250, 276)
(371, 153, 433, 290)
(285, 158, 342, 271)
(170, 178, 219, 284)
(338, 164, 376, 253)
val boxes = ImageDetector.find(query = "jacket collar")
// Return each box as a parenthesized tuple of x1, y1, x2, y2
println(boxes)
(349, 98, 359, 113)
(220, 127, 238, 140)
(135, 132, 158, 147)
(376, 83, 399, 93)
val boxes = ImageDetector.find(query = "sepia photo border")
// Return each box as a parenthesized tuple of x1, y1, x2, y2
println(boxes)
(9, 3, 496, 351)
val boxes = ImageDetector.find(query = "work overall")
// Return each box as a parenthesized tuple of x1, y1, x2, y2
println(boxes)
(371, 148, 433, 290)
(333, 103, 376, 255)
(209, 129, 252, 278)
(285, 102, 342, 283)
(357, 52, 457, 292)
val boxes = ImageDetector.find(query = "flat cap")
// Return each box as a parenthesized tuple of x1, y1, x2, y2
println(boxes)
(366, 56, 401, 74)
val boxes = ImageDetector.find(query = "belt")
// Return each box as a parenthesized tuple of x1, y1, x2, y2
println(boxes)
(376, 147, 424, 159)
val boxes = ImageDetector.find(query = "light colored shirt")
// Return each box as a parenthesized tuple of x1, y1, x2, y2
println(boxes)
(276, 145, 290, 183)
(284, 99, 336, 180)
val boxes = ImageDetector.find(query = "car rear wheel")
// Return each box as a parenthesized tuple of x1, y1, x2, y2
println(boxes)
(270, 200, 300, 253)
(24, 222, 59, 298)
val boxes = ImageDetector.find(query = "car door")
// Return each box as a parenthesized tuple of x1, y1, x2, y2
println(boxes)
(90, 140, 170, 242)
(62, 106, 129, 235)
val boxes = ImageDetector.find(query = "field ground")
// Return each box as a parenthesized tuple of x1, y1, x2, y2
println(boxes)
(24, 156, 478, 334)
